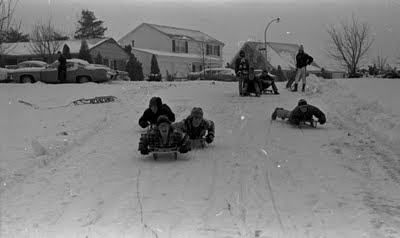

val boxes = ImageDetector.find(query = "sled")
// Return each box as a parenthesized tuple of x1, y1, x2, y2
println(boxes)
(299, 120, 318, 128)
(262, 89, 275, 95)
(150, 147, 179, 160)
(191, 138, 207, 149)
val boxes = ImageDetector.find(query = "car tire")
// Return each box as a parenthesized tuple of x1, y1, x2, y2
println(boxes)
(20, 76, 34, 84)
(77, 76, 90, 83)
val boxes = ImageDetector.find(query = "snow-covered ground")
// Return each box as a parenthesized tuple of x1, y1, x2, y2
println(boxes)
(1, 77, 399, 238)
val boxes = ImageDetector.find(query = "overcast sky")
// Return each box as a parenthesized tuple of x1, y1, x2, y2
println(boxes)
(14, 0, 400, 69)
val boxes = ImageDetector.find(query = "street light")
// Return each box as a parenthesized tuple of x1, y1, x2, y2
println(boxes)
(264, 17, 280, 69)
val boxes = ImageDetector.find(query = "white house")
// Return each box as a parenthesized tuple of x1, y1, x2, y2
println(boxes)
(118, 23, 225, 79)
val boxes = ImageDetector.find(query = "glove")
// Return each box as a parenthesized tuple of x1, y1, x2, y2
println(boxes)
(140, 147, 150, 155)
(205, 134, 214, 144)
(318, 117, 326, 125)
(179, 146, 189, 154)
(139, 120, 149, 128)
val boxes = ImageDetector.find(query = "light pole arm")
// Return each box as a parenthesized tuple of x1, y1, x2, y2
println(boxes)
(264, 18, 280, 67)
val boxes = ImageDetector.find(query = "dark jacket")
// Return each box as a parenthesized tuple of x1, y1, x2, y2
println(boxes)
(138, 104, 175, 128)
(296, 52, 313, 69)
(289, 104, 326, 125)
(173, 116, 215, 140)
(58, 54, 67, 71)
(235, 57, 250, 76)
(139, 127, 184, 150)
(257, 73, 275, 84)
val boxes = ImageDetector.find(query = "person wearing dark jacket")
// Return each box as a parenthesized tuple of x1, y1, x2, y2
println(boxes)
(271, 99, 326, 126)
(257, 69, 279, 95)
(173, 107, 215, 144)
(57, 51, 67, 83)
(235, 50, 250, 96)
(138, 97, 175, 128)
(292, 45, 313, 92)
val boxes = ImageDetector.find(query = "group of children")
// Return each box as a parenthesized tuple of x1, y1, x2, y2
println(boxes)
(138, 97, 215, 155)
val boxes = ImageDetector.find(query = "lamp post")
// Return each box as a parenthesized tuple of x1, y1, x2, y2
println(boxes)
(264, 17, 280, 68)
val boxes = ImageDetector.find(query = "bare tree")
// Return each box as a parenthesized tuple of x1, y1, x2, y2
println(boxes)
(0, 0, 18, 55)
(29, 20, 64, 63)
(326, 14, 374, 77)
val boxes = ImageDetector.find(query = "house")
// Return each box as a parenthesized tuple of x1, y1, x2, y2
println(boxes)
(118, 23, 225, 79)
(229, 41, 323, 76)
(1, 38, 129, 70)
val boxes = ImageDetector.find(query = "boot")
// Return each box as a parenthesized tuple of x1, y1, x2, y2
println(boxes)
(302, 84, 306, 92)
(274, 91, 280, 95)
(292, 83, 298, 92)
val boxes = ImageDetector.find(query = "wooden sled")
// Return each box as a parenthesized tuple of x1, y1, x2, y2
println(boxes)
(150, 147, 179, 160)
(299, 120, 318, 128)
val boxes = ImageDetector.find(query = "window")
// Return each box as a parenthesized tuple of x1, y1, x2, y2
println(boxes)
(172, 40, 188, 53)
(103, 59, 109, 67)
(192, 64, 196, 72)
(206, 44, 220, 56)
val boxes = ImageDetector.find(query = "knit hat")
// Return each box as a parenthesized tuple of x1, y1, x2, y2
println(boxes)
(298, 99, 307, 106)
(156, 115, 171, 126)
(190, 107, 204, 118)
(239, 50, 245, 57)
(149, 97, 162, 108)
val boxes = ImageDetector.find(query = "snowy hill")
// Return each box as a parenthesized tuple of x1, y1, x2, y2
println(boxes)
(1, 78, 400, 238)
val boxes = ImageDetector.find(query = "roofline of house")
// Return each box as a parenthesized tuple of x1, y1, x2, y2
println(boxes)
(118, 22, 224, 46)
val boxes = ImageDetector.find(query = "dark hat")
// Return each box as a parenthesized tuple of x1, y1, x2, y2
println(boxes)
(298, 99, 307, 106)
(262, 69, 268, 73)
(156, 115, 171, 126)
(239, 50, 245, 57)
(190, 107, 204, 118)
(149, 97, 162, 108)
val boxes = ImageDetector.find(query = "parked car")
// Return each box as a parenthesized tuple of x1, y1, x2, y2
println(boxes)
(187, 68, 237, 81)
(8, 58, 117, 83)
(0, 68, 14, 83)
(17, 60, 48, 68)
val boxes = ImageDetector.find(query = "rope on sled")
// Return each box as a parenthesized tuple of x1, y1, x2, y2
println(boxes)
(18, 96, 118, 110)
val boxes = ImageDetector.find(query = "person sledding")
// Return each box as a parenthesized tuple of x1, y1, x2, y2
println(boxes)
(138, 115, 191, 155)
(138, 97, 175, 129)
(271, 99, 326, 127)
(257, 69, 279, 95)
(292, 45, 314, 92)
(173, 107, 215, 147)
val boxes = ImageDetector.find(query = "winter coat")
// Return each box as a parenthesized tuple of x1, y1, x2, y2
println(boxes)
(139, 127, 185, 150)
(289, 104, 326, 125)
(138, 104, 175, 128)
(58, 55, 67, 71)
(257, 74, 275, 84)
(296, 52, 313, 69)
(173, 116, 215, 140)
(235, 57, 250, 76)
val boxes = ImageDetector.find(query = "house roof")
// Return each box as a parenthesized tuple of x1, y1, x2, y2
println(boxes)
(2, 38, 114, 56)
(132, 47, 221, 61)
(230, 41, 322, 72)
(121, 23, 224, 46)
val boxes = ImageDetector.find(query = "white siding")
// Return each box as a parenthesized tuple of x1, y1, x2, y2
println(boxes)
(119, 24, 171, 52)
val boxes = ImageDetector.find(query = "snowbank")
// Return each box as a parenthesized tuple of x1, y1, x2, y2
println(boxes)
(305, 75, 400, 151)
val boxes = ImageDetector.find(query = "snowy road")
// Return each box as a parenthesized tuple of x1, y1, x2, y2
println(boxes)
(1, 79, 399, 238)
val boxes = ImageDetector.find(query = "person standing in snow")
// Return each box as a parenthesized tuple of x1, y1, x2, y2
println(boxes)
(292, 45, 313, 92)
(271, 99, 326, 126)
(138, 97, 175, 128)
(235, 50, 250, 96)
(173, 107, 215, 144)
(257, 69, 279, 95)
(57, 51, 67, 83)
(139, 115, 191, 155)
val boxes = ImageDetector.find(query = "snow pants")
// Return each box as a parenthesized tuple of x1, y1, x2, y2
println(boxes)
(294, 67, 307, 84)
(276, 108, 291, 119)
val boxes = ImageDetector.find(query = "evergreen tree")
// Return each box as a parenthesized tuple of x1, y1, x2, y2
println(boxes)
(4, 28, 29, 42)
(74, 9, 107, 39)
(125, 53, 144, 81)
(124, 45, 132, 55)
(150, 54, 160, 74)
(62, 44, 72, 59)
(95, 52, 103, 64)
(78, 39, 92, 63)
